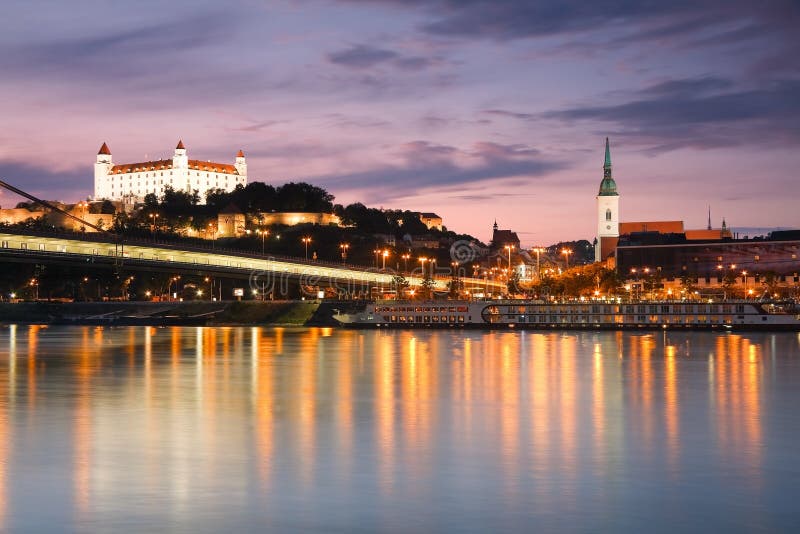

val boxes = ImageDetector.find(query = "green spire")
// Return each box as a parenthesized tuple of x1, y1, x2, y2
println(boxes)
(598, 137, 618, 196)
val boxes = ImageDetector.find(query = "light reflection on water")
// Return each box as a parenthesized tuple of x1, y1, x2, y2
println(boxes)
(0, 325, 798, 532)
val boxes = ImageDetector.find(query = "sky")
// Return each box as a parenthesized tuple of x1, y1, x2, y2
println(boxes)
(0, 0, 798, 246)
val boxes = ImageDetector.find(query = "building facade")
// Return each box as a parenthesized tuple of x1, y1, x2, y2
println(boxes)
(418, 212, 443, 231)
(616, 236, 800, 295)
(257, 212, 342, 227)
(94, 140, 247, 203)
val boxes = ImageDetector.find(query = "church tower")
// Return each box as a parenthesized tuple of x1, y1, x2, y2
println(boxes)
(595, 137, 619, 262)
(94, 142, 113, 199)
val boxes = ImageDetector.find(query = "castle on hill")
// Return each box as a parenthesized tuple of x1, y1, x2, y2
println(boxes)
(93, 140, 247, 204)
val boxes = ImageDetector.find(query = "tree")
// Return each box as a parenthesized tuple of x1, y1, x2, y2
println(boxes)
(421, 274, 435, 299)
(448, 278, 463, 299)
(721, 270, 739, 297)
(143, 193, 159, 210)
(507, 270, 521, 295)
(760, 271, 780, 296)
(599, 268, 624, 295)
(276, 182, 334, 212)
(679, 273, 697, 295)
(392, 275, 409, 298)
(100, 199, 116, 214)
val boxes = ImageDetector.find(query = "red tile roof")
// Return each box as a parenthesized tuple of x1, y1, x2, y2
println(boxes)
(176, 139, 185, 150)
(98, 142, 111, 155)
(236, 149, 245, 158)
(109, 159, 239, 175)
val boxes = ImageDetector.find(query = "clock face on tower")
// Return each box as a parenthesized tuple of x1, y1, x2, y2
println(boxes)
(606, 225, 612, 230)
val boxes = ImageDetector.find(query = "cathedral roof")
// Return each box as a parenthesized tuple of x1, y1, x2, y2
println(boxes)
(176, 139, 186, 150)
(492, 229, 520, 247)
(109, 159, 239, 175)
(598, 177, 618, 196)
(98, 142, 111, 155)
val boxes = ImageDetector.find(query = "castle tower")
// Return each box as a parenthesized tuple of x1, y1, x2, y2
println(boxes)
(172, 139, 188, 168)
(595, 137, 619, 262)
(94, 142, 113, 199)
(235, 149, 247, 177)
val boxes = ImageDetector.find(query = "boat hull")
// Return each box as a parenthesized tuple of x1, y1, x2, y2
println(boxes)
(333, 300, 800, 331)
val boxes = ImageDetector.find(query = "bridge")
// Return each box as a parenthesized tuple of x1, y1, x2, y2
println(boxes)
(0, 228, 505, 299)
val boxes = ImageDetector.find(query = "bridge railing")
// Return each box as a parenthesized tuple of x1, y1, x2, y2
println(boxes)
(0, 226, 498, 286)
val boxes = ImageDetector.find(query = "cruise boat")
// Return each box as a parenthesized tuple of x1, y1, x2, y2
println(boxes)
(332, 299, 800, 330)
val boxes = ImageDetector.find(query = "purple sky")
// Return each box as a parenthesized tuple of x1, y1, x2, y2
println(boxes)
(0, 0, 798, 245)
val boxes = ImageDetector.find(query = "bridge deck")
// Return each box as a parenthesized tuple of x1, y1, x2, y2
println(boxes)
(0, 230, 503, 290)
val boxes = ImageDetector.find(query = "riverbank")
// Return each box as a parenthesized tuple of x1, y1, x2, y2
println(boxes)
(0, 300, 338, 326)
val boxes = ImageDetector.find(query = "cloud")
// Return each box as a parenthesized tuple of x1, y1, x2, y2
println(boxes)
(326, 43, 441, 72)
(542, 77, 800, 151)
(327, 44, 399, 68)
(229, 119, 291, 133)
(339, 1, 800, 78)
(0, 161, 90, 203)
(349, 1, 796, 44)
(312, 140, 565, 200)
(483, 109, 535, 121)
(0, 9, 267, 107)
(343, 0, 712, 40)
(3, 11, 232, 80)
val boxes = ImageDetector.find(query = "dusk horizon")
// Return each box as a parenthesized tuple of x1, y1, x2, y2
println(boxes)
(1, 0, 798, 244)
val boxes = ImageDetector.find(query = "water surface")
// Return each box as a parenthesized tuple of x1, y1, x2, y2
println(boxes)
(0, 325, 798, 532)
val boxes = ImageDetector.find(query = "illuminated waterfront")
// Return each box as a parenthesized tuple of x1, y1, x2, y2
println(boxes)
(0, 326, 798, 532)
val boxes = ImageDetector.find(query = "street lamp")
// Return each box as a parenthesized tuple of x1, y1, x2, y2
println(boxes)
(302, 237, 312, 260)
(504, 245, 515, 270)
(149, 213, 159, 236)
(418, 257, 428, 276)
(256, 228, 269, 255)
(382, 249, 390, 270)
(169, 276, 180, 301)
(532, 247, 545, 281)
(401, 253, 410, 273)
(742, 270, 748, 295)
(340, 243, 350, 264)
(561, 248, 573, 270)
(208, 223, 216, 250)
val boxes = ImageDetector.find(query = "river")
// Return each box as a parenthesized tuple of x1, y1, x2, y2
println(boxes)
(0, 325, 798, 532)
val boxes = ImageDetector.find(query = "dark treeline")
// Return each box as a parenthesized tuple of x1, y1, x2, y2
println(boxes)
(205, 182, 335, 213)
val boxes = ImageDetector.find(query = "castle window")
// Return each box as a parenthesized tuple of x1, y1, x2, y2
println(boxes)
(605, 209, 612, 221)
